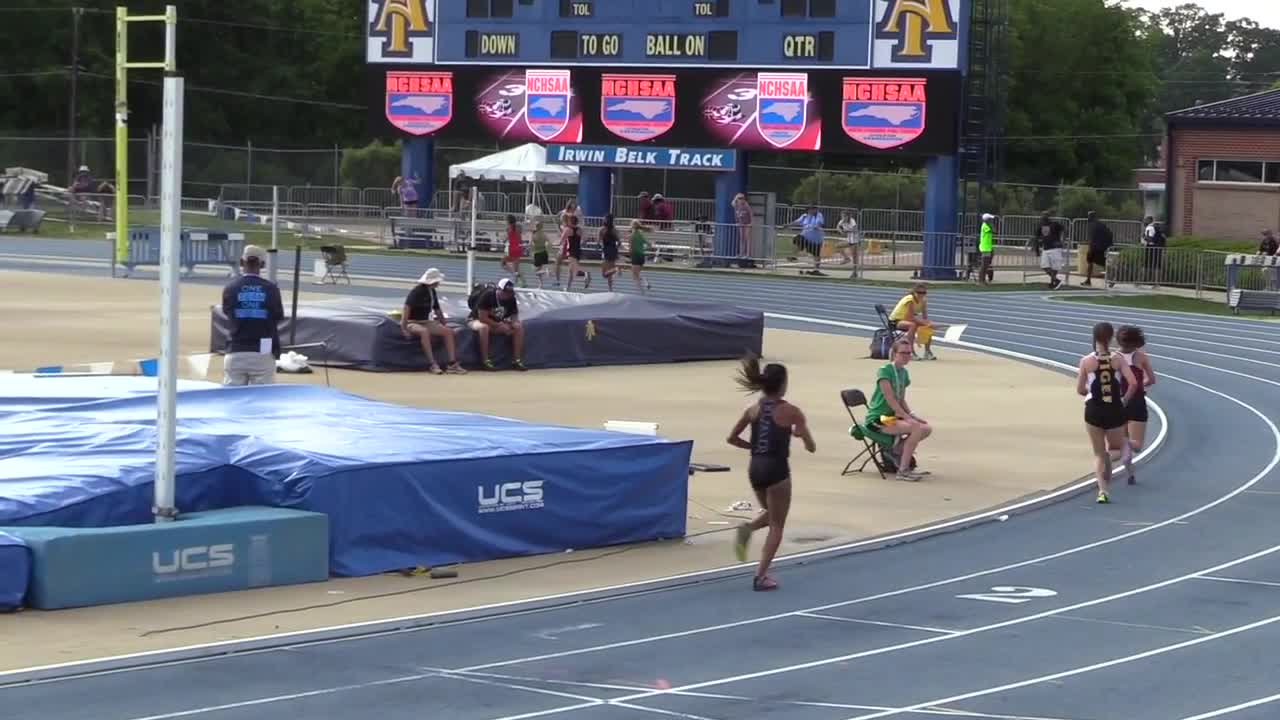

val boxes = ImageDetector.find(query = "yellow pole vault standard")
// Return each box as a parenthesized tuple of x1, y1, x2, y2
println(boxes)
(114, 6, 177, 268)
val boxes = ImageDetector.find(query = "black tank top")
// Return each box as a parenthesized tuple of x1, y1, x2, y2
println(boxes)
(749, 399, 792, 459)
(568, 228, 582, 253)
(601, 227, 618, 251)
(1086, 352, 1123, 408)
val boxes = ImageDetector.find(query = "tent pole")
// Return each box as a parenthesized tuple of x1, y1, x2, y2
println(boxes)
(466, 185, 477, 290)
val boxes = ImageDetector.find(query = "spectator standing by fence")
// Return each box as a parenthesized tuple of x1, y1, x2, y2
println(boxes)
(978, 214, 996, 284)
(221, 246, 284, 386)
(1140, 217, 1166, 285)
(792, 206, 827, 276)
(637, 192, 654, 221)
(1260, 229, 1278, 289)
(733, 193, 753, 260)
(1083, 212, 1113, 287)
(652, 194, 674, 229)
(837, 210, 861, 275)
(1033, 212, 1067, 289)
(392, 174, 419, 209)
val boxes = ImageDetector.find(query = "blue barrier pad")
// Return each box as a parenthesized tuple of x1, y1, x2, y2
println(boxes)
(0, 376, 691, 576)
(0, 531, 30, 610)
(1, 507, 328, 609)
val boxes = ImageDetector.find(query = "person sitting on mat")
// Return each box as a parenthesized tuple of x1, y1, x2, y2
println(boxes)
(865, 339, 932, 481)
(401, 268, 465, 375)
(889, 283, 937, 360)
(468, 278, 527, 371)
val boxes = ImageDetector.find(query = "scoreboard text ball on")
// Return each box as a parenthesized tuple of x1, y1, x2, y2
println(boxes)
(365, 0, 967, 155)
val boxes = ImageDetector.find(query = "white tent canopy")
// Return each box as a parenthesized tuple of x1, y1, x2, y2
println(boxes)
(448, 143, 578, 184)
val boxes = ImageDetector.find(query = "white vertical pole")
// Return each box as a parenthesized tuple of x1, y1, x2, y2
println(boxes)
(154, 9, 182, 524)
(466, 185, 477, 289)
(270, 184, 279, 284)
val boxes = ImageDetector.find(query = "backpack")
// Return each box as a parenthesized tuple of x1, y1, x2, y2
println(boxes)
(869, 328, 894, 360)
(467, 282, 495, 312)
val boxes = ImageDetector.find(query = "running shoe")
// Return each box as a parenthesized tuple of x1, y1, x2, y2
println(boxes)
(923, 350, 937, 361)
(1096, 492, 1110, 504)
(482, 359, 497, 371)
(446, 363, 467, 375)
(1128, 472, 1136, 485)
(752, 575, 778, 592)
(734, 524, 751, 563)
(427, 364, 443, 375)
(512, 359, 527, 372)
(896, 471, 925, 482)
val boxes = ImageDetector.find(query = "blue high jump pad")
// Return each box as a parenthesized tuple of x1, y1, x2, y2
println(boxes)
(0, 531, 29, 611)
(211, 291, 764, 371)
(2, 507, 329, 610)
(0, 375, 692, 576)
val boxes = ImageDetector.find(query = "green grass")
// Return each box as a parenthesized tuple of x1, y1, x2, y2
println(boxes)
(1060, 293, 1280, 319)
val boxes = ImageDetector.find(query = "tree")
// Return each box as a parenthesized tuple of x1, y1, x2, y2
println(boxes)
(1002, 0, 1159, 186)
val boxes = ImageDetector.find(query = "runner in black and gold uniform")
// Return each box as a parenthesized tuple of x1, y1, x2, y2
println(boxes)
(726, 353, 816, 592)
(1076, 322, 1138, 504)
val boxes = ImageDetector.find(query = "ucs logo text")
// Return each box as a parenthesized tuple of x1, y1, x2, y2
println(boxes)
(478, 481, 545, 514)
(152, 544, 235, 575)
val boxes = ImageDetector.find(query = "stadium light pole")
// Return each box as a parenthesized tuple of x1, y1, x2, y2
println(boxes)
(116, 5, 183, 524)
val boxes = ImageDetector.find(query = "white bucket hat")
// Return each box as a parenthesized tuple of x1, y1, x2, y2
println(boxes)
(418, 268, 445, 285)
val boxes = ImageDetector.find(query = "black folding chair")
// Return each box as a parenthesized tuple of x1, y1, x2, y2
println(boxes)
(874, 303, 905, 341)
(320, 245, 351, 285)
(840, 389, 894, 479)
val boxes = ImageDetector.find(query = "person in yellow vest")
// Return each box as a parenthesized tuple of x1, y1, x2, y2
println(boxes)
(979, 213, 996, 284)
(889, 283, 937, 360)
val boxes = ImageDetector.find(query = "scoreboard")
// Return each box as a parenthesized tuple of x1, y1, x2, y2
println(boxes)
(367, 0, 965, 70)
(366, 0, 966, 156)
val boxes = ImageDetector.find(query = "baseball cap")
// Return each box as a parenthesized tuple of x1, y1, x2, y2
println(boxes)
(981, 213, 995, 221)
(496, 278, 513, 291)
(241, 245, 268, 263)
(418, 268, 445, 285)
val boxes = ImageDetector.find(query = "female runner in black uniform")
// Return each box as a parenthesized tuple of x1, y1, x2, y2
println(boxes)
(599, 213, 621, 291)
(726, 353, 816, 591)
(1117, 325, 1156, 485)
(563, 215, 591, 292)
(1076, 322, 1138, 504)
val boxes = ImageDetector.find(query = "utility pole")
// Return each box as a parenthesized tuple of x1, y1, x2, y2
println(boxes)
(67, 6, 82, 186)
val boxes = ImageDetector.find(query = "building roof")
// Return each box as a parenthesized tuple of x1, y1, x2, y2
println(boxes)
(1166, 88, 1280, 127)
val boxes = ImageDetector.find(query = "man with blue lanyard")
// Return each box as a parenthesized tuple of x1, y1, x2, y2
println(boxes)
(791, 205, 827, 276)
(221, 245, 284, 386)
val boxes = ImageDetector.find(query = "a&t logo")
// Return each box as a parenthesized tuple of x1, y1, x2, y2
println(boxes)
(874, 0, 958, 67)
(478, 481, 545, 514)
(368, 0, 435, 62)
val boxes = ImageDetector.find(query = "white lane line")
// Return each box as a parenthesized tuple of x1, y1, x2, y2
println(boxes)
(795, 612, 959, 636)
(1051, 614, 1212, 636)
(1177, 691, 1280, 719)
(3, 322, 1173, 687)
(1197, 575, 1280, 590)
(453, 669, 1085, 719)
(558, 542, 1280, 716)
(837, 611, 1280, 720)
(123, 673, 435, 720)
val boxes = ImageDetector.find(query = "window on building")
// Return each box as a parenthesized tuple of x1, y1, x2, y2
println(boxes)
(1197, 159, 1280, 183)
(1216, 160, 1265, 183)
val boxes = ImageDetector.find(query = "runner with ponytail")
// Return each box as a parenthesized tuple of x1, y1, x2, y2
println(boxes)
(726, 353, 816, 591)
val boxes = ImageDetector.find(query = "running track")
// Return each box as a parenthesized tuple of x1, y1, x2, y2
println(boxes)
(2, 238, 1279, 720)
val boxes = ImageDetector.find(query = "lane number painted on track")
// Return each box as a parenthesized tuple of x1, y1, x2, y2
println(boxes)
(956, 586, 1058, 604)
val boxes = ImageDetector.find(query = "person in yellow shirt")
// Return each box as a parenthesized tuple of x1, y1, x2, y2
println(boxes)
(889, 282, 936, 360)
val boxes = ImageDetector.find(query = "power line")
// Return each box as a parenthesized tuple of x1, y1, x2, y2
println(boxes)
(77, 71, 366, 110)
(181, 16, 362, 38)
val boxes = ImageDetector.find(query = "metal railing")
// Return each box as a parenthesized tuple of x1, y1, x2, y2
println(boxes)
(1102, 247, 1280, 299)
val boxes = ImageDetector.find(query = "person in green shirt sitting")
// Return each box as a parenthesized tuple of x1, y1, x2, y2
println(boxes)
(628, 219, 653, 294)
(866, 339, 932, 481)
(978, 213, 996, 284)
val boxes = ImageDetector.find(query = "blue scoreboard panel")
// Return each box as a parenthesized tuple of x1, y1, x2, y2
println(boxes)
(366, 0, 966, 155)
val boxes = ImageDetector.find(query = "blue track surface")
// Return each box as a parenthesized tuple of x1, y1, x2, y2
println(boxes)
(2, 236, 1280, 719)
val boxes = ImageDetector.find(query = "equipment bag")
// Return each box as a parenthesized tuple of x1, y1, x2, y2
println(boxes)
(869, 328, 894, 359)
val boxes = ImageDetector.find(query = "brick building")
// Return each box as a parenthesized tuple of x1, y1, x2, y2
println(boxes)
(1166, 89, 1280, 241)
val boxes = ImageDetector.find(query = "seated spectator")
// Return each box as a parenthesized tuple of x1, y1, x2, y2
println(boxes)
(1258, 229, 1276, 257)
(651, 193, 673, 229)
(468, 278, 527, 371)
(401, 268, 465, 375)
(865, 340, 932, 481)
(889, 283, 936, 360)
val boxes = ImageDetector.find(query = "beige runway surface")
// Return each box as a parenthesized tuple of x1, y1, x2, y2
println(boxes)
(0, 270, 1084, 670)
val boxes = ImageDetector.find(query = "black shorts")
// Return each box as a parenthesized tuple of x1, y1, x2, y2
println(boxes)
(1087, 250, 1107, 267)
(748, 456, 790, 491)
(603, 246, 619, 262)
(1085, 404, 1127, 431)
(534, 250, 549, 267)
(569, 246, 582, 261)
(1125, 397, 1149, 423)
(793, 235, 821, 255)
(631, 253, 645, 267)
